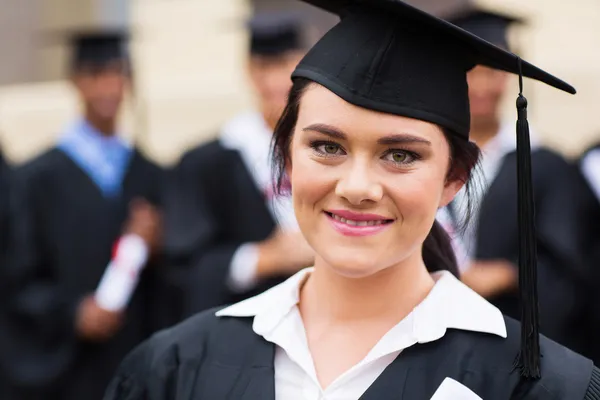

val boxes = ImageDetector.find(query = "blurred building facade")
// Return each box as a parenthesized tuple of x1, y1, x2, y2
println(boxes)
(0, 0, 599, 165)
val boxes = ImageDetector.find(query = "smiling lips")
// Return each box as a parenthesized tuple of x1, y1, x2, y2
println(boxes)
(325, 209, 394, 237)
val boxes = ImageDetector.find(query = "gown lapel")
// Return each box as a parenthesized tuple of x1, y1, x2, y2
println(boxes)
(358, 337, 465, 400)
(229, 334, 276, 400)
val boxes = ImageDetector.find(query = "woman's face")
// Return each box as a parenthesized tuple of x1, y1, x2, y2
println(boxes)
(289, 85, 463, 278)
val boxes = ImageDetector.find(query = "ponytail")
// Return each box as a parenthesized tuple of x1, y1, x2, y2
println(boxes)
(422, 220, 459, 277)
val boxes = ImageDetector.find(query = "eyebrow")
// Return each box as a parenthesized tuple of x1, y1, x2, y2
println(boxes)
(302, 123, 432, 146)
(303, 123, 347, 140)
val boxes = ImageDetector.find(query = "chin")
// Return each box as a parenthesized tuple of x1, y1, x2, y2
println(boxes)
(318, 246, 391, 279)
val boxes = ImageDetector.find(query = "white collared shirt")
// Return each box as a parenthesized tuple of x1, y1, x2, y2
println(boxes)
(217, 268, 506, 400)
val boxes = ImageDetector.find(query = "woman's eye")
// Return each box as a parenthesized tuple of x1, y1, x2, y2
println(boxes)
(322, 144, 340, 154)
(311, 141, 344, 156)
(391, 152, 407, 163)
(384, 150, 417, 164)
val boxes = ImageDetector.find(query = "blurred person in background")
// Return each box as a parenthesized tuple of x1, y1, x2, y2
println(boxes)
(437, 6, 600, 359)
(0, 149, 7, 399)
(164, 12, 314, 317)
(0, 149, 10, 265)
(0, 31, 178, 400)
(581, 143, 600, 202)
(579, 138, 600, 363)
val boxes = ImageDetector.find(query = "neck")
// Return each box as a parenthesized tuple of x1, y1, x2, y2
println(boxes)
(85, 113, 116, 137)
(470, 117, 501, 149)
(262, 112, 277, 132)
(300, 252, 435, 323)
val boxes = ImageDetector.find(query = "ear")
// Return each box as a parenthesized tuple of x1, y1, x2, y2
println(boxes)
(439, 177, 465, 209)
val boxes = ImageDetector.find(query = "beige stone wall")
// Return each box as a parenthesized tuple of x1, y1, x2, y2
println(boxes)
(0, 0, 41, 85)
(130, 0, 253, 165)
(0, 0, 599, 165)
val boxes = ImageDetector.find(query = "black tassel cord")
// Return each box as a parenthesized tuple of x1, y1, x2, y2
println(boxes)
(513, 58, 541, 379)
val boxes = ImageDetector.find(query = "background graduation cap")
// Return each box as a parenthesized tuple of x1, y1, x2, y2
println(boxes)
(68, 29, 130, 71)
(294, 0, 576, 379)
(248, 11, 306, 57)
(403, 0, 525, 50)
(448, 10, 523, 50)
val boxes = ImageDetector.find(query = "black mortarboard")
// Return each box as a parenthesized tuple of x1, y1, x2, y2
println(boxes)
(449, 10, 523, 50)
(69, 30, 129, 70)
(248, 12, 304, 56)
(294, 0, 576, 379)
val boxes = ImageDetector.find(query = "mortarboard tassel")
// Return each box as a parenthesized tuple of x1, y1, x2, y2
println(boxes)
(513, 58, 541, 379)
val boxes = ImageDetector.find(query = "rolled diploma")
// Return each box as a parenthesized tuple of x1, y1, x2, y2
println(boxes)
(95, 234, 149, 311)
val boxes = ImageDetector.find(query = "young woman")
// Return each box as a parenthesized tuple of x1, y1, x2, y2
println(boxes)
(103, 1, 599, 399)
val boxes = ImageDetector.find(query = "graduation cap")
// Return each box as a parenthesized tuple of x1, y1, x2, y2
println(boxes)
(294, 0, 576, 379)
(68, 30, 130, 71)
(248, 12, 305, 56)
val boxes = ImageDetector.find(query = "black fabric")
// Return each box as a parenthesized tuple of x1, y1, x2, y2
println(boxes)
(164, 140, 286, 317)
(293, 0, 574, 139)
(0, 148, 180, 400)
(249, 12, 304, 56)
(0, 152, 11, 399)
(103, 309, 596, 399)
(0, 151, 10, 266)
(585, 367, 600, 400)
(472, 148, 600, 360)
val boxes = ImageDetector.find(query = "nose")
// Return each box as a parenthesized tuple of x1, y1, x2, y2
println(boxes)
(96, 72, 126, 96)
(335, 160, 383, 206)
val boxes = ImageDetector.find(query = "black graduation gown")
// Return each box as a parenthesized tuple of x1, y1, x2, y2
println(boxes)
(468, 148, 600, 358)
(164, 140, 286, 317)
(0, 152, 11, 398)
(0, 151, 10, 264)
(0, 147, 179, 400)
(103, 308, 600, 399)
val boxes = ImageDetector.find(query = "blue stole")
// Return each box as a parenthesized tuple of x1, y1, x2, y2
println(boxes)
(58, 119, 133, 198)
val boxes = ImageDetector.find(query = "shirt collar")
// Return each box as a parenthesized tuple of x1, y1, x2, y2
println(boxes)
(65, 118, 131, 150)
(216, 268, 310, 335)
(216, 268, 507, 341)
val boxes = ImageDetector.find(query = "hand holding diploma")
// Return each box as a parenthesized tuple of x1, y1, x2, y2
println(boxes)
(93, 199, 162, 315)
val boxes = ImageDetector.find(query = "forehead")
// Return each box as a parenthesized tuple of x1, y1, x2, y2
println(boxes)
(250, 51, 304, 66)
(73, 60, 130, 76)
(297, 84, 446, 143)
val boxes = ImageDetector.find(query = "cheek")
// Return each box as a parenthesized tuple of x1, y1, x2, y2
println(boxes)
(387, 164, 447, 225)
(289, 147, 333, 224)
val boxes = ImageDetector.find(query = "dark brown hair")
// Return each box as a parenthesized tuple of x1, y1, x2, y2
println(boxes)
(272, 78, 481, 276)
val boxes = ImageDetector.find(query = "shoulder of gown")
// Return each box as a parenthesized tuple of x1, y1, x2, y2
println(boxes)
(177, 139, 233, 171)
(103, 308, 268, 399)
(14, 147, 65, 175)
(477, 316, 599, 399)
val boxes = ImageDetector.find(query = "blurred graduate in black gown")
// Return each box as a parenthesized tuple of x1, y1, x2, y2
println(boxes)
(165, 12, 315, 316)
(579, 140, 600, 363)
(433, 5, 600, 358)
(0, 149, 10, 264)
(0, 30, 178, 400)
(0, 148, 8, 399)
